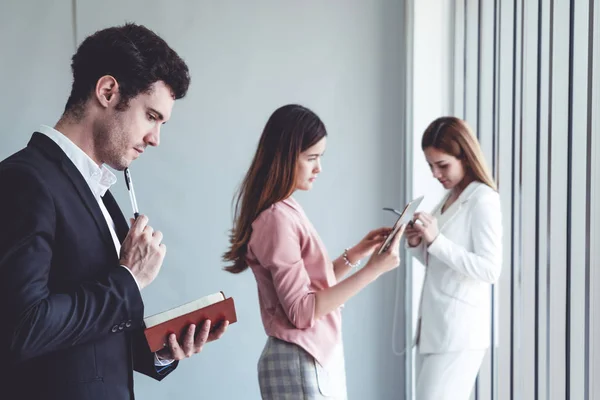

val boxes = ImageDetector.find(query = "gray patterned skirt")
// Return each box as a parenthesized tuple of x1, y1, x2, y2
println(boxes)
(257, 337, 347, 400)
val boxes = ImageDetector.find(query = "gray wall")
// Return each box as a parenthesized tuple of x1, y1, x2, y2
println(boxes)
(0, 1, 407, 399)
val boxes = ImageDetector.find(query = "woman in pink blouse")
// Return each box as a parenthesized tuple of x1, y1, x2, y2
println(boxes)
(223, 104, 405, 399)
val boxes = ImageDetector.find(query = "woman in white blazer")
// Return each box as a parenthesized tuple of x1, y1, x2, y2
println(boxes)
(406, 117, 502, 400)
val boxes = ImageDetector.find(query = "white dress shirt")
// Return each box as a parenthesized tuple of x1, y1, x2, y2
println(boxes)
(38, 125, 172, 367)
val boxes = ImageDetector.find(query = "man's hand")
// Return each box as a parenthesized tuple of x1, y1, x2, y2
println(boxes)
(156, 320, 229, 361)
(119, 215, 166, 289)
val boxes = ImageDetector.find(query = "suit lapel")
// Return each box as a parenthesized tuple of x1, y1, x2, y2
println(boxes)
(436, 181, 483, 232)
(436, 198, 462, 232)
(28, 132, 115, 249)
(102, 190, 129, 243)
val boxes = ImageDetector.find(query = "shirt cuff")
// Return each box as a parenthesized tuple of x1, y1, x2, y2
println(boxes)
(154, 352, 175, 367)
(120, 265, 141, 291)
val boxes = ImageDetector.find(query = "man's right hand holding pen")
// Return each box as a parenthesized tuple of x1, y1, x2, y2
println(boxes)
(119, 215, 166, 289)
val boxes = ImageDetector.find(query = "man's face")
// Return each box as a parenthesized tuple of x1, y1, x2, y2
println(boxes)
(93, 81, 175, 170)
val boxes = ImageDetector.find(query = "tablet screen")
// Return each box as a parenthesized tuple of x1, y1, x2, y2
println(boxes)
(378, 195, 424, 254)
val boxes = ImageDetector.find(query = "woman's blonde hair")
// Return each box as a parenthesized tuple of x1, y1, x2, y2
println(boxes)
(422, 116, 497, 191)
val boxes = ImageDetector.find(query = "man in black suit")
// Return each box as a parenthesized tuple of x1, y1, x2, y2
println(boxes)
(0, 23, 227, 399)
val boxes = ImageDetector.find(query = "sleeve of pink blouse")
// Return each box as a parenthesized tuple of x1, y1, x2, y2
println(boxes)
(250, 209, 316, 329)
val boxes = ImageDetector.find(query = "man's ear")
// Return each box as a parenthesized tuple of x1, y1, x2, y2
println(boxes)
(95, 75, 120, 108)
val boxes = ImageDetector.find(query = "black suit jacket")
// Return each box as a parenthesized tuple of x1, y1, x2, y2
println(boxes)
(0, 133, 177, 400)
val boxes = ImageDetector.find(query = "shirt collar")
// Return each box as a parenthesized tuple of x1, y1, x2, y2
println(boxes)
(282, 196, 305, 213)
(37, 124, 117, 197)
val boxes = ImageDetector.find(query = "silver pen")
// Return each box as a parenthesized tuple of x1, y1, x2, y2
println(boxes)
(124, 168, 140, 219)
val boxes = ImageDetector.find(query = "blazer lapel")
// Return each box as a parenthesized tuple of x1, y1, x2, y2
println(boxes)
(28, 132, 115, 249)
(102, 190, 130, 243)
(436, 181, 484, 232)
(436, 197, 462, 232)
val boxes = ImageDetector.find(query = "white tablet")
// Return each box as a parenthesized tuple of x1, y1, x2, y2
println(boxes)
(378, 195, 424, 254)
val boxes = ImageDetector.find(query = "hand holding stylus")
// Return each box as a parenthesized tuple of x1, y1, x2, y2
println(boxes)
(405, 220, 423, 247)
(412, 212, 439, 246)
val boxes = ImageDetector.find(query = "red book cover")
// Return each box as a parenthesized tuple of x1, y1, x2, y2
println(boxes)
(143, 292, 237, 352)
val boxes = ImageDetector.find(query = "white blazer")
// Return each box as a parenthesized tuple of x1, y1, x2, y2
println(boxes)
(409, 181, 503, 353)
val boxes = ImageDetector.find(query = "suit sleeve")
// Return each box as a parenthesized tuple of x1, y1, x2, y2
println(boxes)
(0, 164, 145, 364)
(132, 329, 178, 380)
(426, 192, 503, 283)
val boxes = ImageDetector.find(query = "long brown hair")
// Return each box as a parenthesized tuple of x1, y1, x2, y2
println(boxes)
(223, 104, 327, 273)
(422, 116, 497, 191)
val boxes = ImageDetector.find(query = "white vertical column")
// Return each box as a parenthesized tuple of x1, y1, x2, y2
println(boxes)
(406, 0, 454, 398)
(569, 0, 591, 398)
(589, 2, 600, 398)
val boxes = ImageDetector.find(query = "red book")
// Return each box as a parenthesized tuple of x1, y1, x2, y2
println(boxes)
(143, 291, 237, 352)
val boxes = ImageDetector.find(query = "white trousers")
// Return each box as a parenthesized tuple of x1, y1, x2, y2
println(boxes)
(415, 349, 486, 400)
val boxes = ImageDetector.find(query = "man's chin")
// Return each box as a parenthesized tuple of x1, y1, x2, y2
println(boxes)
(106, 158, 131, 171)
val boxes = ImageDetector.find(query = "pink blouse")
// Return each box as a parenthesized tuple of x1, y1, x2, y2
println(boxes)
(246, 197, 342, 367)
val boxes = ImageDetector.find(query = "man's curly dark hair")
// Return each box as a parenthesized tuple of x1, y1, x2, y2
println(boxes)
(64, 23, 190, 117)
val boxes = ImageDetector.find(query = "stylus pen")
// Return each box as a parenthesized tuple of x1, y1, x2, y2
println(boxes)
(383, 207, 415, 227)
(383, 207, 402, 216)
(124, 168, 140, 219)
